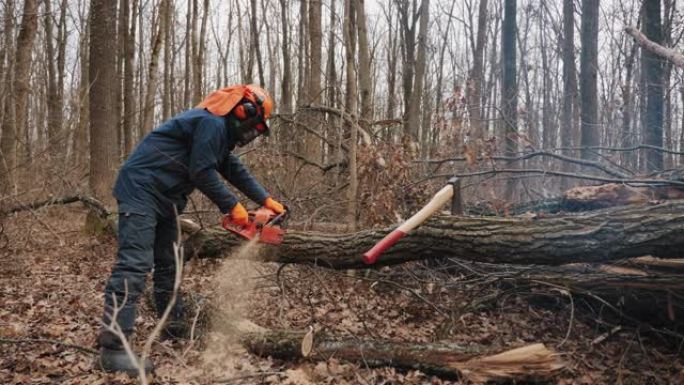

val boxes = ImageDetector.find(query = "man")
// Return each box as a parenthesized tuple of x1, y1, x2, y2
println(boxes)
(97, 85, 285, 375)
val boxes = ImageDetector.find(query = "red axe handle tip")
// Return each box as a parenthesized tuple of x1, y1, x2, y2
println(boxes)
(361, 184, 454, 265)
(362, 230, 406, 265)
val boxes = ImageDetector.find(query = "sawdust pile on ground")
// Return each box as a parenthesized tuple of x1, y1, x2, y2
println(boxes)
(200, 238, 268, 378)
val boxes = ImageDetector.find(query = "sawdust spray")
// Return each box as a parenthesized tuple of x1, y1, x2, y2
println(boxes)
(200, 237, 268, 377)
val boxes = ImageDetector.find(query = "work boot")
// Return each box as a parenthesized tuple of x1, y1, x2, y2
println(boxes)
(155, 292, 191, 340)
(96, 330, 154, 376)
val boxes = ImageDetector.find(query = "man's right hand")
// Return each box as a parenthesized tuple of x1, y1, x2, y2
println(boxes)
(226, 202, 248, 226)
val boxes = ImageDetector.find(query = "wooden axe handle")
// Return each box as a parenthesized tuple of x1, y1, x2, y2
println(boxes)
(363, 184, 454, 265)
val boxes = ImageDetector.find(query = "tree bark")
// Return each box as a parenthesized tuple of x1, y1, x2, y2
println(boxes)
(343, 0, 358, 231)
(0, 0, 16, 193)
(279, 0, 292, 114)
(242, 331, 564, 382)
(560, 0, 577, 167)
(305, 0, 322, 161)
(89, 0, 119, 203)
(123, 0, 138, 156)
(356, 0, 372, 133)
(638, 1, 665, 172)
(501, 0, 517, 199)
(579, 0, 600, 161)
(44, 0, 66, 159)
(1, 0, 38, 193)
(467, 0, 487, 142)
(405, 0, 429, 147)
(189, 201, 684, 268)
(625, 26, 684, 69)
(141, 0, 168, 135)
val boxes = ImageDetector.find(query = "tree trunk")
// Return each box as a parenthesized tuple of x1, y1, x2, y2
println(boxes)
(356, 0, 372, 133)
(242, 331, 563, 382)
(162, 0, 173, 120)
(306, 0, 322, 160)
(279, 0, 292, 114)
(89, 0, 119, 203)
(141, 0, 168, 135)
(501, 0, 517, 199)
(343, 0, 358, 231)
(123, 0, 138, 156)
(189, 201, 684, 268)
(639, 0, 665, 172)
(0, 0, 16, 193)
(405, 0, 429, 147)
(194, 0, 209, 103)
(579, 0, 599, 161)
(467, 0, 487, 142)
(44, 0, 65, 159)
(1, 0, 38, 193)
(398, 0, 415, 144)
(250, 0, 265, 86)
(73, 6, 89, 168)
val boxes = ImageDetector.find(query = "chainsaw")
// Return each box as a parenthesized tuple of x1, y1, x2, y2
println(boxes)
(222, 207, 286, 245)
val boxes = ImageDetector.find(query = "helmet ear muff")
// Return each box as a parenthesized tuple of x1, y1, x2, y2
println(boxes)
(233, 101, 259, 120)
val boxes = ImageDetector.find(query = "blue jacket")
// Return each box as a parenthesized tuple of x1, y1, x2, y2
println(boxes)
(113, 108, 269, 217)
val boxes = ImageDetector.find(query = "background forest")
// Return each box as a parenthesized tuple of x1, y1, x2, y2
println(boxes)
(1, 0, 683, 225)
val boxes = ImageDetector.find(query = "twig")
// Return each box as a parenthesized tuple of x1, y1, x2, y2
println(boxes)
(423, 169, 684, 187)
(417, 150, 632, 178)
(215, 371, 283, 383)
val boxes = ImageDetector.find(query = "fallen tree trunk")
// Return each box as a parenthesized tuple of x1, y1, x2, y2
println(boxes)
(188, 200, 684, 268)
(241, 330, 565, 382)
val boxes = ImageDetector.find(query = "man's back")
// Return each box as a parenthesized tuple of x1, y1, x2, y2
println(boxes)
(114, 109, 230, 216)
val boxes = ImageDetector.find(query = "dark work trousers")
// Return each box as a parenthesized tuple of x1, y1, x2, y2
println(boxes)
(101, 211, 183, 335)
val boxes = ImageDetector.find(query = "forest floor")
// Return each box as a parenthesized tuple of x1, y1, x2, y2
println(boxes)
(1, 206, 684, 384)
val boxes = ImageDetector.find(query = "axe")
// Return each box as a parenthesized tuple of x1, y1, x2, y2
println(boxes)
(362, 178, 461, 265)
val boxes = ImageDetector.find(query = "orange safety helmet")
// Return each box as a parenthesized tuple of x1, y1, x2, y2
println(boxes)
(197, 84, 275, 145)
(197, 84, 274, 120)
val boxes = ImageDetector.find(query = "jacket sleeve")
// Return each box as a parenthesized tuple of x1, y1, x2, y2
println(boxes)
(188, 119, 239, 213)
(219, 154, 270, 205)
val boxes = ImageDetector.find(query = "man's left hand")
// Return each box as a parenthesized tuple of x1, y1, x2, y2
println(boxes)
(264, 197, 285, 214)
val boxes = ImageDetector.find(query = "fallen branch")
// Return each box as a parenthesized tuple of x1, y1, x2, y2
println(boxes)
(242, 330, 565, 382)
(1, 194, 110, 218)
(625, 26, 684, 68)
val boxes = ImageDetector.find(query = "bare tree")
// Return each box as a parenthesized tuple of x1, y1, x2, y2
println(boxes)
(561, 0, 578, 156)
(251, 0, 265, 85)
(89, 0, 119, 202)
(356, 0, 373, 132)
(579, 0, 600, 160)
(467, 0, 488, 142)
(344, 0, 358, 230)
(501, 0, 517, 198)
(141, 0, 169, 135)
(0, 0, 16, 192)
(640, 0, 665, 171)
(279, 0, 292, 114)
(123, 0, 139, 156)
(44, 0, 67, 159)
(0, 0, 38, 192)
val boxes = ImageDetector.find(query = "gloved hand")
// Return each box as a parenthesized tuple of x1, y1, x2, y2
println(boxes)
(226, 202, 248, 227)
(264, 197, 285, 214)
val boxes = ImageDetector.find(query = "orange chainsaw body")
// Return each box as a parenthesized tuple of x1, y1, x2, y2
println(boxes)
(222, 207, 285, 245)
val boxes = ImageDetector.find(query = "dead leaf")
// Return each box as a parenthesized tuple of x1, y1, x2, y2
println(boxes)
(301, 326, 314, 357)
